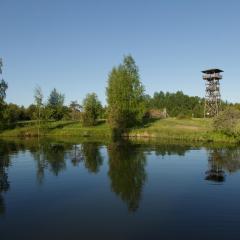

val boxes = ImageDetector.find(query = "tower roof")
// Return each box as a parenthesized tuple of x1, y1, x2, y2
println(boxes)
(202, 68, 224, 74)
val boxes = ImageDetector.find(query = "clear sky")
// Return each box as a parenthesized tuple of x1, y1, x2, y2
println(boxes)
(1, 0, 240, 106)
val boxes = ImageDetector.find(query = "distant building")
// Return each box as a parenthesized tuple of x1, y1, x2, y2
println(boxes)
(147, 108, 167, 119)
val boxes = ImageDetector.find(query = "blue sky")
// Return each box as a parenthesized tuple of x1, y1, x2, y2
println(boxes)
(1, 0, 240, 106)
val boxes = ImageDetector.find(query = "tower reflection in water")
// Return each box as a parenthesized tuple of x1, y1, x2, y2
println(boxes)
(205, 148, 240, 183)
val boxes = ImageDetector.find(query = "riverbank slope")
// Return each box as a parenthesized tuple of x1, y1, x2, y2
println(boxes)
(0, 118, 237, 143)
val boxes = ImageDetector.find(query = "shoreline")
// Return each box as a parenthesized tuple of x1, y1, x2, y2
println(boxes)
(0, 118, 238, 144)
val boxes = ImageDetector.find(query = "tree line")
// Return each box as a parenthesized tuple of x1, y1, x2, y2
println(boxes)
(0, 56, 237, 132)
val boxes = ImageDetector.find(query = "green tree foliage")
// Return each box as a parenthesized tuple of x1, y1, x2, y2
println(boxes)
(99, 106, 107, 119)
(1, 104, 30, 129)
(3, 104, 23, 127)
(0, 60, 30, 129)
(47, 88, 66, 120)
(82, 93, 102, 126)
(0, 59, 8, 130)
(0, 59, 8, 103)
(26, 104, 38, 120)
(34, 86, 43, 115)
(106, 55, 146, 132)
(230, 103, 240, 112)
(34, 86, 44, 135)
(48, 88, 64, 107)
(0, 80, 8, 127)
(0, 80, 7, 103)
(213, 107, 240, 136)
(69, 100, 82, 120)
(149, 91, 204, 118)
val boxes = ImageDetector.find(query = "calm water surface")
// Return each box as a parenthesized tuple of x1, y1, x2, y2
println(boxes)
(0, 138, 240, 240)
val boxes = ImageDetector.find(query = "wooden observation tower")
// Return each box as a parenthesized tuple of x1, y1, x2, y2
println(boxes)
(202, 68, 223, 118)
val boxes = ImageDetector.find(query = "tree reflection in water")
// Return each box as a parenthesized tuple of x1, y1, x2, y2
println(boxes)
(153, 143, 192, 157)
(31, 143, 67, 183)
(31, 141, 104, 183)
(2, 138, 240, 215)
(206, 148, 240, 183)
(82, 143, 103, 174)
(107, 141, 147, 213)
(71, 144, 84, 167)
(0, 141, 11, 216)
(0, 168, 9, 215)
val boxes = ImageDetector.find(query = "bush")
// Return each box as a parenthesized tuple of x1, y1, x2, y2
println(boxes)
(82, 112, 96, 127)
(213, 108, 240, 136)
(176, 113, 192, 120)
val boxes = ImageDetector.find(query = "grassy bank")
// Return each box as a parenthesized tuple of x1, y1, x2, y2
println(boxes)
(0, 120, 112, 139)
(0, 118, 238, 143)
(125, 118, 237, 143)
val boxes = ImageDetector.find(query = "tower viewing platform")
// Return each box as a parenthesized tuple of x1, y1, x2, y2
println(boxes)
(202, 69, 223, 80)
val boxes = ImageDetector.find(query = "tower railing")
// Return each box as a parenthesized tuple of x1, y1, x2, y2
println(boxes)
(202, 73, 222, 80)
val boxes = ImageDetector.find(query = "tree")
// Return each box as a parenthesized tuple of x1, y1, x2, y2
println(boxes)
(69, 100, 82, 120)
(82, 93, 102, 126)
(0, 59, 8, 103)
(0, 80, 7, 103)
(0, 59, 8, 129)
(34, 86, 43, 135)
(149, 91, 204, 118)
(48, 88, 64, 107)
(34, 86, 43, 111)
(106, 55, 146, 133)
(47, 88, 65, 120)
(26, 104, 38, 120)
(3, 104, 22, 127)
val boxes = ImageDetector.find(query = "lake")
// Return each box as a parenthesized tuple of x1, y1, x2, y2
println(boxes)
(0, 138, 240, 240)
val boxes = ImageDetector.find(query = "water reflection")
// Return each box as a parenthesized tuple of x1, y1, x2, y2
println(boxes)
(0, 141, 11, 215)
(82, 143, 103, 173)
(108, 141, 147, 212)
(152, 143, 192, 157)
(70, 144, 83, 166)
(206, 148, 240, 183)
(1, 138, 240, 215)
(31, 143, 68, 184)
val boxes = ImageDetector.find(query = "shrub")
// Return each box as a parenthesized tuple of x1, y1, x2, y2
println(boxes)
(176, 113, 192, 120)
(213, 108, 240, 136)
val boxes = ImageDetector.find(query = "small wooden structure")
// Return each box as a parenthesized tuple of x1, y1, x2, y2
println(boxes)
(202, 68, 223, 118)
(147, 108, 167, 119)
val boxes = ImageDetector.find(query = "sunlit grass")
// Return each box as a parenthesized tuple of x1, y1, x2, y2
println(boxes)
(0, 118, 237, 143)
(0, 120, 111, 138)
(128, 118, 236, 143)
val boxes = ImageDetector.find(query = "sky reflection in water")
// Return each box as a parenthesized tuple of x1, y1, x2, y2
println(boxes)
(1, 138, 240, 239)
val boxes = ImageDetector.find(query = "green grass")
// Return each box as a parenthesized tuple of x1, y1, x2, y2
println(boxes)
(126, 118, 237, 143)
(0, 120, 111, 138)
(0, 118, 238, 143)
